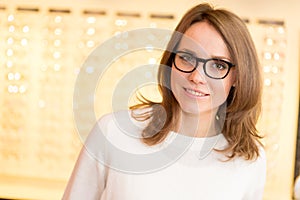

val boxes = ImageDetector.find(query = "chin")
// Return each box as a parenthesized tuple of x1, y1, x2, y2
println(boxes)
(179, 104, 203, 115)
(179, 102, 221, 116)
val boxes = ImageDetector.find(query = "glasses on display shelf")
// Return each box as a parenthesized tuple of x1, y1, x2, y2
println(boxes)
(276, 26, 285, 34)
(7, 14, 14, 22)
(5, 84, 27, 95)
(52, 50, 62, 60)
(5, 48, 14, 57)
(262, 51, 284, 61)
(5, 60, 14, 68)
(147, 13, 176, 29)
(5, 47, 31, 59)
(43, 27, 65, 42)
(113, 13, 143, 33)
(86, 40, 97, 48)
(52, 63, 62, 72)
(7, 72, 22, 81)
(270, 65, 281, 74)
(21, 25, 30, 33)
(52, 39, 62, 47)
(252, 20, 286, 180)
(85, 16, 97, 24)
(264, 36, 287, 47)
(46, 14, 71, 30)
(20, 38, 29, 46)
(5, 64, 28, 74)
(7, 24, 16, 33)
(263, 64, 280, 74)
(6, 36, 14, 45)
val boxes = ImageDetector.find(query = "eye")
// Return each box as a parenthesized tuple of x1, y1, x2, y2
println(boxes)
(177, 52, 195, 64)
(210, 60, 229, 70)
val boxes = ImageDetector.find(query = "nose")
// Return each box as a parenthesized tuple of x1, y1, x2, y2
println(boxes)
(188, 66, 207, 84)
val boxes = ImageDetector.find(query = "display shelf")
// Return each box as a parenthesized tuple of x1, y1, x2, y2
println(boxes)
(0, 1, 289, 199)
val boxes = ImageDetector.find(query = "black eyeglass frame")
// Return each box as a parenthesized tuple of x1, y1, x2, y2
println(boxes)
(172, 50, 235, 80)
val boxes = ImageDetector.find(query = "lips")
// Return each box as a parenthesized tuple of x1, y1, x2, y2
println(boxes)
(184, 88, 209, 97)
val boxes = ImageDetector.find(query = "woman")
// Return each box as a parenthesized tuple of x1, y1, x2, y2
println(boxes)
(63, 3, 266, 200)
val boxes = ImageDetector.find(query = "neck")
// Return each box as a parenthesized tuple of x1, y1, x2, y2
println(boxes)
(177, 109, 220, 138)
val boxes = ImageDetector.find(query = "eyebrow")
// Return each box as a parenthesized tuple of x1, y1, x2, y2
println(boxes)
(178, 48, 232, 62)
(178, 48, 198, 55)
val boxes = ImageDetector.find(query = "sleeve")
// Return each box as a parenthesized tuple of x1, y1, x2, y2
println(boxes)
(243, 146, 267, 200)
(62, 116, 110, 200)
(62, 146, 107, 200)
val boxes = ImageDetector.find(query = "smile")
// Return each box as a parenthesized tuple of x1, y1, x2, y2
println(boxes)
(184, 88, 209, 97)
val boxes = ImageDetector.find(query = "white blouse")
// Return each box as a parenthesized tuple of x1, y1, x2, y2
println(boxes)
(63, 110, 266, 200)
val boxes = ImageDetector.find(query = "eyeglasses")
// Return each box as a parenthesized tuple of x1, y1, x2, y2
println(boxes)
(173, 51, 235, 79)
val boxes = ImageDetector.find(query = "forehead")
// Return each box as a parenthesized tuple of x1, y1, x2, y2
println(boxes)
(178, 21, 230, 59)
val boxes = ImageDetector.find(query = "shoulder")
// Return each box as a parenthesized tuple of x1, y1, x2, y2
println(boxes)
(96, 109, 149, 136)
(87, 109, 156, 153)
(241, 145, 267, 198)
(240, 144, 266, 172)
(228, 144, 266, 180)
(250, 144, 267, 172)
(257, 144, 266, 163)
(255, 144, 267, 174)
(243, 144, 267, 186)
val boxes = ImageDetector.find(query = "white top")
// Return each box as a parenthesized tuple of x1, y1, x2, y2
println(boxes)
(63, 110, 266, 200)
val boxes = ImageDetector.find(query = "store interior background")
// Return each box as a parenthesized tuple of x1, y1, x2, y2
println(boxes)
(0, 0, 299, 199)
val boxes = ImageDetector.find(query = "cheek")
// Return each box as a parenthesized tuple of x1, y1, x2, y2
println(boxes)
(214, 70, 235, 91)
(208, 79, 233, 104)
(170, 69, 178, 97)
(170, 69, 176, 89)
(171, 68, 187, 89)
(170, 68, 191, 103)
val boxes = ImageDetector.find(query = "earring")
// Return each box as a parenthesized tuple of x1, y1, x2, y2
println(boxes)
(216, 114, 220, 120)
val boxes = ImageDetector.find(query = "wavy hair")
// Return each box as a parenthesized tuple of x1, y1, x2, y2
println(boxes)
(130, 3, 263, 160)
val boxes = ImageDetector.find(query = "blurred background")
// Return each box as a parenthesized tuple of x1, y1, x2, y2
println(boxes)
(0, 0, 299, 199)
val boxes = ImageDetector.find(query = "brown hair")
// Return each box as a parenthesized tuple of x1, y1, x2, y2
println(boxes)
(130, 3, 263, 160)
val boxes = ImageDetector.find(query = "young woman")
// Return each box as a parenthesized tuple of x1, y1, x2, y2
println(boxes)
(63, 3, 266, 200)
